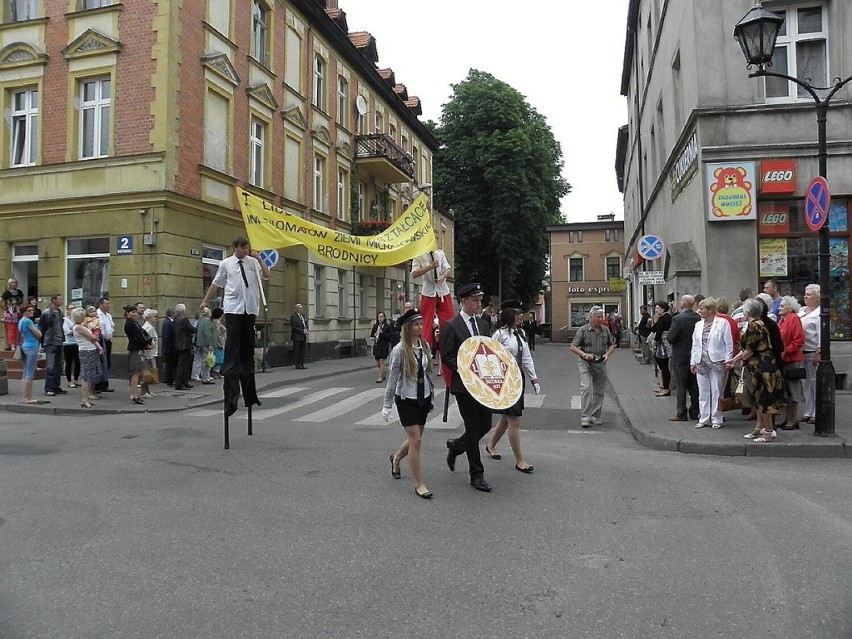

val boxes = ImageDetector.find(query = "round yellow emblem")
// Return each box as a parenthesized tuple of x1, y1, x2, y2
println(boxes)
(456, 336, 523, 410)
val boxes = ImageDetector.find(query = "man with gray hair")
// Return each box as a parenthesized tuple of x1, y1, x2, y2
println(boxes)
(569, 306, 616, 427)
(666, 295, 701, 421)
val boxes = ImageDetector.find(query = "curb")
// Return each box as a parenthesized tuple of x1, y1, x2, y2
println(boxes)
(608, 380, 849, 459)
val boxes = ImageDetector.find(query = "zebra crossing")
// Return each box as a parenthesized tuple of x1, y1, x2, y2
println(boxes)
(184, 385, 551, 428)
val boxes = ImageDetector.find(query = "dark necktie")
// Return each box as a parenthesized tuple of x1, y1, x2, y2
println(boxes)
(469, 317, 478, 336)
(416, 346, 425, 406)
(514, 329, 523, 365)
(238, 259, 249, 287)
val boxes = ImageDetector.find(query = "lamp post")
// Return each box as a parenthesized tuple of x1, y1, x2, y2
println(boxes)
(734, 5, 852, 437)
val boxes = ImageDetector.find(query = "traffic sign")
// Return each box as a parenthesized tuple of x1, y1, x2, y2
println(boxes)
(638, 234, 666, 261)
(804, 177, 830, 232)
(257, 249, 279, 269)
(637, 270, 665, 285)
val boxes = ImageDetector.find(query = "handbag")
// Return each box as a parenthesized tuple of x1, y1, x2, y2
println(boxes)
(12, 345, 22, 361)
(785, 366, 806, 380)
(717, 396, 743, 412)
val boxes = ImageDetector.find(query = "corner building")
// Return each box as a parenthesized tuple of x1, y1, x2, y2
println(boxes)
(0, 0, 441, 361)
(616, 0, 852, 374)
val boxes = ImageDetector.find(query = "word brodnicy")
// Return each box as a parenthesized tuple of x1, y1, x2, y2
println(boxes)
(236, 189, 437, 267)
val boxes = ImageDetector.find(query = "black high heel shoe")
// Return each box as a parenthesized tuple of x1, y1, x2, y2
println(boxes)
(389, 454, 401, 479)
(484, 445, 501, 460)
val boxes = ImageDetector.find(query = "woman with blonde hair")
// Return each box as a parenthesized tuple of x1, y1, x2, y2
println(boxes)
(690, 297, 733, 428)
(384, 308, 435, 499)
(71, 307, 104, 408)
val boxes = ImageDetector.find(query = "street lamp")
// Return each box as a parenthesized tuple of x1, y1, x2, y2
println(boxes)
(734, 6, 852, 437)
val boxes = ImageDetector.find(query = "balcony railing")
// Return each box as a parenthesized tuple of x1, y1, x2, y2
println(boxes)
(355, 133, 415, 183)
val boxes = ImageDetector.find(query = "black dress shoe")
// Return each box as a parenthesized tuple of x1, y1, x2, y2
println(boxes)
(470, 477, 492, 492)
(446, 439, 458, 472)
(484, 445, 501, 460)
(54, 388, 67, 394)
(389, 454, 401, 479)
(515, 464, 534, 474)
(415, 488, 433, 499)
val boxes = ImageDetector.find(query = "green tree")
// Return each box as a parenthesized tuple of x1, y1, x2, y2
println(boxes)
(431, 70, 569, 307)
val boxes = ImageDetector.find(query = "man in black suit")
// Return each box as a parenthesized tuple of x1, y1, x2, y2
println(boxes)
(290, 303, 308, 369)
(441, 282, 493, 493)
(666, 295, 701, 421)
(173, 303, 196, 390)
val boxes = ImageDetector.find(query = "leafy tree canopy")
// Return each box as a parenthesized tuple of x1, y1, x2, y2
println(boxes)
(431, 70, 570, 307)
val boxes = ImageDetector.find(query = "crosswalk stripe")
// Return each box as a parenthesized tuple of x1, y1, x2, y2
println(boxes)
(571, 395, 581, 409)
(246, 387, 351, 420)
(259, 387, 307, 399)
(525, 393, 545, 408)
(295, 388, 385, 422)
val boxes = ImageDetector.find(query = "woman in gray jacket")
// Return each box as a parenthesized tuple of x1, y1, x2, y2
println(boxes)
(383, 308, 435, 499)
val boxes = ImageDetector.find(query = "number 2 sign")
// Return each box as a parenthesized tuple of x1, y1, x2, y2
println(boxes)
(117, 235, 134, 254)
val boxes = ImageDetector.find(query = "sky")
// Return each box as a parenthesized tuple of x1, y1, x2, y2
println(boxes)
(343, 1, 631, 223)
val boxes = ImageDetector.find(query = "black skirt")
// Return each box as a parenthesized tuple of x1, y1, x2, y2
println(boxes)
(395, 395, 433, 427)
(495, 371, 525, 417)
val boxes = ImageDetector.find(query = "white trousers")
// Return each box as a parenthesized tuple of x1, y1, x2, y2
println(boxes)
(578, 359, 607, 419)
(697, 365, 727, 425)
(802, 352, 817, 418)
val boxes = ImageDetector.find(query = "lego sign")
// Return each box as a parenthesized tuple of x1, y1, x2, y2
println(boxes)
(760, 160, 797, 194)
(758, 204, 790, 236)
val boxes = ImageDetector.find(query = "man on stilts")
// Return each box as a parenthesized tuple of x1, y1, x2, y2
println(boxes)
(201, 236, 270, 417)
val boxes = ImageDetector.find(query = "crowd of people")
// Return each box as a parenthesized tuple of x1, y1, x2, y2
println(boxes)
(632, 279, 823, 443)
(2, 290, 228, 408)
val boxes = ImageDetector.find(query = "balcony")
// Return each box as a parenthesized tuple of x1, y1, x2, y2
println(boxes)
(355, 134, 414, 183)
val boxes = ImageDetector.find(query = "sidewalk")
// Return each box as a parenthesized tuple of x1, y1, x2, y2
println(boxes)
(607, 350, 850, 458)
(0, 357, 375, 416)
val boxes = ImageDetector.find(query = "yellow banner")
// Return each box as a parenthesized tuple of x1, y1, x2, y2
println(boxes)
(236, 189, 437, 267)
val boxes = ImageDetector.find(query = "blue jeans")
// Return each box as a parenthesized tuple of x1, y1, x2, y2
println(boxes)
(44, 344, 64, 392)
(21, 346, 39, 380)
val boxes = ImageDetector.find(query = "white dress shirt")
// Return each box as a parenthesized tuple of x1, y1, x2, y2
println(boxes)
(460, 310, 480, 336)
(97, 309, 114, 340)
(212, 254, 269, 315)
(411, 249, 451, 297)
(492, 327, 537, 379)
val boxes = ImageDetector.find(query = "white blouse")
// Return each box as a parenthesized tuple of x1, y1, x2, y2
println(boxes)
(798, 306, 820, 352)
(492, 326, 538, 380)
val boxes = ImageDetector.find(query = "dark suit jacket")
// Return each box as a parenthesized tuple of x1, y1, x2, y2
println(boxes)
(667, 309, 700, 366)
(441, 314, 490, 394)
(174, 315, 196, 351)
(161, 316, 175, 354)
(290, 313, 308, 341)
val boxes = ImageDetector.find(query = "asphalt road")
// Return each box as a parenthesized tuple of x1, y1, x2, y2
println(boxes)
(1, 346, 849, 638)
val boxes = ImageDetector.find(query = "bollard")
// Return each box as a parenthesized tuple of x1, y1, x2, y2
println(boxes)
(0, 358, 7, 395)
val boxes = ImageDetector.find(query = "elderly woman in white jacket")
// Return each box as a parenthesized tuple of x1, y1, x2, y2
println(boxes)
(690, 297, 733, 428)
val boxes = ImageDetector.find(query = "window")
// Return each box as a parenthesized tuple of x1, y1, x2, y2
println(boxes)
(766, 5, 827, 101)
(313, 53, 326, 110)
(313, 265, 325, 316)
(10, 0, 37, 20)
(568, 231, 575, 243)
(671, 50, 683, 131)
(81, 0, 110, 8)
(357, 94, 368, 134)
(251, 0, 269, 65)
(569, 257, 584, 282)
(375, 110, 383, 133)
(79, 77, 110, 159)
(337, 76, 348, 126)
(67, 238, 109, 309)
(249, 117, 266, 188)
(12, 243, 37, 299)
(202, 245, 225, 300)
(337, 168, 347, 220)
(284, 26, 302, 91)
(570, 302, 605, 329)
(606, 256, 621, 280)
(358, 274, 366, 317)
(204, 89, 229, 174)
(313, 155, 326, 212)
(10, 87, 38, 167)
(337, 270, 346, 315)
(358, 181, 366, 221)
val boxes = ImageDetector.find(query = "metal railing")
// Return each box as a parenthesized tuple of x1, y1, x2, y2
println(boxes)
(355, 134, 414, 180)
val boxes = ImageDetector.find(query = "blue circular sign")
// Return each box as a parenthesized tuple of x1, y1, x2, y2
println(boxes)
(638, 234, 665, 261)
(258, 249, 279, 269)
